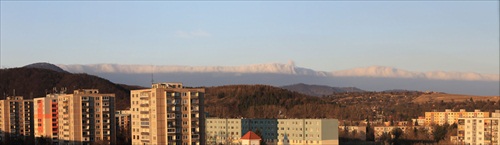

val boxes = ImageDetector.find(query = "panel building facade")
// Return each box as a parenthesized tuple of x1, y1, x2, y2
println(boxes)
(425, 109, 490, 126)
(116, 109, 132, 132)
(34, 94, 60, 143)
(457, 117, 500, 145)
(57, 89, 116, 145)
(0, 96, 34, 144)
(130, 83, 205, 145)
(206, 118, 339, 145)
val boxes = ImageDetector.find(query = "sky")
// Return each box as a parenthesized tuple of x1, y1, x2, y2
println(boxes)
(1, 1, 499, 74)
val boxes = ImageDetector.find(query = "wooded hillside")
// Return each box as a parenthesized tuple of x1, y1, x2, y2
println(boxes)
(0, 67, 137, 109)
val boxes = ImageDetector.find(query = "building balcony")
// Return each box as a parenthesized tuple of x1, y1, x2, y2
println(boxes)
(167, 101, 177, 105)
(191, 134, 199, 139)
(167, 129, 176, 133)
(141, 122, 149, 126)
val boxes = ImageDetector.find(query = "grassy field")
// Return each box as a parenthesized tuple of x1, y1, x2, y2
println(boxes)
(412, 93, 500, 103)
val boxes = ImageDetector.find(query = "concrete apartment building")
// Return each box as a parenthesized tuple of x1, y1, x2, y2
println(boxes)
(206, 118, 339, 145)
(206, 118, 243, 144)
(34, 93, 60, 143)
(424, 109, 490, 126)
(456, 117, 500, 145)
(130, 83, 205, 145)
(57, 89, 116, 145)
(339, 125, 367, 140)
(374, 126, 433, 140)
(116, 109, 132, 131)
(206, 118, 277, 144)
(0, 96, 34, 144)
(411, 116, 425, 126)
(493, 110, 500, 118)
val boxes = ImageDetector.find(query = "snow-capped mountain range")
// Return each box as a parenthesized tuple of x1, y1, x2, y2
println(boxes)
(57, 63, 499, 81)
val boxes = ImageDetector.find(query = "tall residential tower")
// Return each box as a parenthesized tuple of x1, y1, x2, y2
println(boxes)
(131, 83, 205, 145)
(34, 94, 60, 143)
(57, 89, 116, 145)
(0, 96, 34, 144)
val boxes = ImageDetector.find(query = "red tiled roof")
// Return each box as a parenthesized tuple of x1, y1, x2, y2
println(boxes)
(241, 131, 261, 140)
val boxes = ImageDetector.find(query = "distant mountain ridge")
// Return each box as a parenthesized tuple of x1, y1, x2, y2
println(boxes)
(281, 83, 365, 97)
(57, 63, 499, 81)
(54, 63, 500, 96)
(57, 63, 327, 76)
(24, 62, 68, 73)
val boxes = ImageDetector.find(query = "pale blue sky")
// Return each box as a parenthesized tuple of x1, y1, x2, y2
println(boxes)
(1, 1, 498, 74)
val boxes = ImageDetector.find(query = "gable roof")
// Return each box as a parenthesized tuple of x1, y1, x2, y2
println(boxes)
(241, 131, 262, 140)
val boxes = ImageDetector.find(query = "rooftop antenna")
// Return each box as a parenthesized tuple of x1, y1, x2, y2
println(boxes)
(151, 65, 155, 84)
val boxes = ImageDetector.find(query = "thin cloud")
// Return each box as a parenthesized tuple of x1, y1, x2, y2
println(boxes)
(175, 30, 211, 38)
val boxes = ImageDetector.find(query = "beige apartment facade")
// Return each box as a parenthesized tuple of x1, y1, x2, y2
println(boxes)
(57, 89, 116, 145)
(425, 109, 490, 126)
(34, 94, 60, 144)
(131, 83, 205, 145)
(457, 117, 500, 145)
(116, 109, 132, 131)
(0, 96, 34, 144)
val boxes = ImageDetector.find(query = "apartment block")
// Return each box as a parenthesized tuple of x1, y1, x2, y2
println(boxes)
(116, 109, 131, 131)
(206, 118, 243, 144)
(411, 116, 425, 126)
(34, 94, 60, 143)
(206, 118, 339, 145)
(374, 126, 432, 140)
(130, 83, 205, 145)
(492, 110, 500, 118)
(0, 96, 34, 144)
(57, 89, 116, 145)
(424, 109, 490, 126)
(339, 125, 367, 140)
(243, 119, 278, 144)
(457, 117, 500, 145)
(206, 118, 277, 145)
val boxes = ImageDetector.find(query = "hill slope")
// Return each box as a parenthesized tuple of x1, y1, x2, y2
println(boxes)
(0, 67, 135, 109)
(281, 83, 365, 96)
(23, 62, 68, 73)
(205, 85, 340, 118)
(412, 93, 500, 103)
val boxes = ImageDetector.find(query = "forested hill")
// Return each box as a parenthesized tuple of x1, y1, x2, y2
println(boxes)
(281, 83, 365, 97)
(0, 67, 139, 109)
(204, 85, 341, 118)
